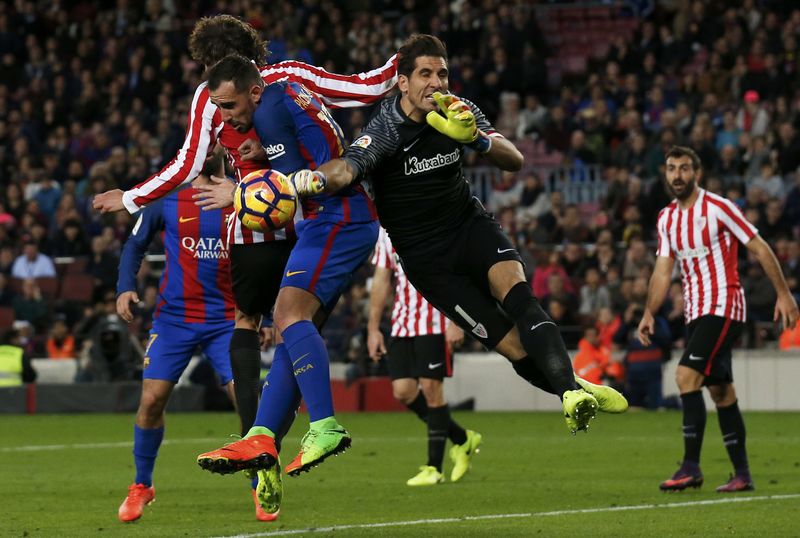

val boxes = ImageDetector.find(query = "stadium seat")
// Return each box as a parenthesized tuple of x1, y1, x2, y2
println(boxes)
(58, 274, 95, 303)
(9, 278, 24, 295)
(64, 258, 89, 274)
(36, 277, 59, 300)
(0, 306, 14, 330)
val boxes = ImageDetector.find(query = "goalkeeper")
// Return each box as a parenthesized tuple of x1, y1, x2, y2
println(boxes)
(290, 34, 629, 434)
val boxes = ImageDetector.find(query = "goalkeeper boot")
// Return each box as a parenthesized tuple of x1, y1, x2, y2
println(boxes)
(118, 483, 155, 522)
(254, 456, 282, 520)
(574, 375, 629, 413)
(197, 434, 277, 474)
(660, 464, 704, 491)
(285, 420, 351, 476)
(449, 430, 483, 482)
(407, 465, 444, 486)
(716, 473, 754, 493)
(562, 389, 598, 434)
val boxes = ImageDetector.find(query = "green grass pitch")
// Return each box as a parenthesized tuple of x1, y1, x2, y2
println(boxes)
(1, 410, 798, 537)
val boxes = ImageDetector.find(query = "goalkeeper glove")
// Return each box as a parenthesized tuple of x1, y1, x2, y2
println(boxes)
(289, 169, 327, 196)
(425, 92, 492, 153)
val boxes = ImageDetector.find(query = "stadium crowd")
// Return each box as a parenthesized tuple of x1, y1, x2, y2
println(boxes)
(2, 0, 800, 387)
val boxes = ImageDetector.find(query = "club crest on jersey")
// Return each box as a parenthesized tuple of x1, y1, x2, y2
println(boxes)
(696, 216, 707, 231)
(181, 237, 228, 259)
(352, 135, 372, 149)
(404, 148, 460, 175)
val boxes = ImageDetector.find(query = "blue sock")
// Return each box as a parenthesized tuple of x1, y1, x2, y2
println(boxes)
(282, 320, 334, 421)
(133, 425, 164, 487)
(253, 344, 302, 448)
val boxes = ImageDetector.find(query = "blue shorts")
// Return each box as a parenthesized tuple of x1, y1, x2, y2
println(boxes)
(281, 217, 379, 310)
(143, 317, 234, 384)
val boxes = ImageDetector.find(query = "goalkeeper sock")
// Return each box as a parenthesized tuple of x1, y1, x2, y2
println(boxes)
(502, 282, 578, 396)
(230, 329, 262, 437)
(133, 425, 164, 487)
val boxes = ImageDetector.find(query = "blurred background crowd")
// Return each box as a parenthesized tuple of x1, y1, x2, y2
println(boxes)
(2, 0, 800, 394)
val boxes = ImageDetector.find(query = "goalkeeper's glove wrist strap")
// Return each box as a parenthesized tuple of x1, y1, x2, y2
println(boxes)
(469, 134, 492, 154)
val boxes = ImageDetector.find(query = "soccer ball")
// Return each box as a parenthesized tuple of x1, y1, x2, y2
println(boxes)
(233, 169, 297, 232)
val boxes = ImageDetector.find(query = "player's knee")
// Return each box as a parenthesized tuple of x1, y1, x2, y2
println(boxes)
(392, 384, 417, 404)
(709, 384, 736, 406)
(138, 392, 167, 423)
(675, 366, 703, 393)
(419, 378, 445, 406)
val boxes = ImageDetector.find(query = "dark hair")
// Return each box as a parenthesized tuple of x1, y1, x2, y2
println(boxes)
(207, 55, 262, 93)
(665, 145, 702, 170)
(397, 34, 448, 77)
(188, 15, 269, 68)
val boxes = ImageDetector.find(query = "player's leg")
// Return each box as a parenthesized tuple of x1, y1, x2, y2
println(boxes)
(119, 319, 195, 522)
(200, 322, 282, 522)
(274, 218, 379, 475)
(229, 241, 294, 438)
(709, 382, 754, 492)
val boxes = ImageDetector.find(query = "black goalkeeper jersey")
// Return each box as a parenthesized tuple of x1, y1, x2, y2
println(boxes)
(342, 95, 499, 256)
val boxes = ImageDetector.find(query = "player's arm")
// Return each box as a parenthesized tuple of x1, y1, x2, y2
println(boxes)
(638, 255, 674, 346)
(292, 105, 399, 196)
(94, 85, 217, 214)
(746, 235, 800, 328)
(426, 93, 523, 171)
(367, 265, 392, 362)
(262, 55, 398, 108)
(116, 203, 164, 322)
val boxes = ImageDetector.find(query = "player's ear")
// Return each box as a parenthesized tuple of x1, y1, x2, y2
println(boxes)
(397, 74, 409, 94)
(249, 83, 263, 104)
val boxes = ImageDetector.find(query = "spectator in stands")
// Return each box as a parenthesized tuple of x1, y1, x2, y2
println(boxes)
(51, 219, 90, 258)
(759, 199, 792, 243)
(550, 204, 594, 244)
(782, 240, 800, 304)
(46, 315, 76, 359)
(88, 235, 119, 290)
(614, 304, 669, 409)
(736, 90, 770, 137)
(516, 94, 548, 140)
(750, 162, 785, 200)
(579, 267, 612, 319)
(532, 250, 573, 298)
(542, 273, 578, 315)
(596, 306, 621, 350)
(572, 326, 613, 386)
(0, 247, 14, 276)
(622, 238, 655, 279)
(11, 241, 56, 279)
(773, 121, 800, 175)
(12, 279, 48, 330)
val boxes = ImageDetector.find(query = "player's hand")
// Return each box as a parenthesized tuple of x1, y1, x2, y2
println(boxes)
(367, 329, 387, 362)
(775, 292, 799, 329)
(259, 326, 280, 350)
(445, 322, 464, 349)
(425, 92, 479, 145)
(637, 310, 655, 346)
(116, 291, 140, 323)
(93, 189, 126, 213)
(193, 175, 235, 209)
(238, 138, 267, 162)
(289, 169, 327, 197)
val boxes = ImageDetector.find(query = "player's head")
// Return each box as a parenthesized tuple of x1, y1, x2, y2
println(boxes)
(397, 34, 449, 120)
(189, 15, 269, 69)
(664, 145, 702, 201)
(207, 55, 264, 133)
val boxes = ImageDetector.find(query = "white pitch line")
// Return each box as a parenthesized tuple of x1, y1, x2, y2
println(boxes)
(0, 438, 221, 452)
(216, 494, 800, 538)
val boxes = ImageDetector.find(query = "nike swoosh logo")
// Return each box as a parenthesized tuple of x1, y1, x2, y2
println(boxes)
(530, 321, 556, 331)
(497, 248, 515, 254)
(292, 352, 311, 366)
(403, 139, 420, 152)
(689, 354, 704, 361)
(179, 216, 198, 223)
(428, 362, 443, 369)
(285, 270, 307, 277)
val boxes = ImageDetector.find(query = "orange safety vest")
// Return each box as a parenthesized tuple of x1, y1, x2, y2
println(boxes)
(573, 339, 611, 385)
(46, 335, 76, 359)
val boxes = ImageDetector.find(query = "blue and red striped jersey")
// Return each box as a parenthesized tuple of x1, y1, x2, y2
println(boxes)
(252, 81, 377, 223)
(117, 186, 234, 324)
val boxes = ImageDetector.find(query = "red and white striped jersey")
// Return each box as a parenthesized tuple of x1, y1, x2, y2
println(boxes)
(121, 56, 398, 245)
(656, 189, 758, 324)
(372, 227, 447, 337)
